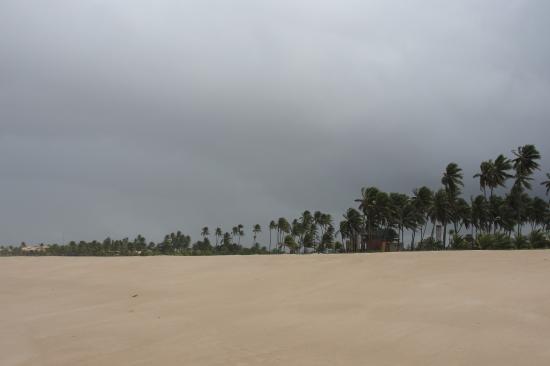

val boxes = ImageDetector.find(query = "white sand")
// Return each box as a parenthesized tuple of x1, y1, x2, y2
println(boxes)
(1, 251, 550, 365)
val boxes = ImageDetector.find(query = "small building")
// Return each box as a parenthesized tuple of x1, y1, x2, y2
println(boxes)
(366, 240, 399, 252)
(21, 244, 49, 254)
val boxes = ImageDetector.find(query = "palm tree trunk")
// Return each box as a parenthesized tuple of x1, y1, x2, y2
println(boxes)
(443, 221, 447, 249)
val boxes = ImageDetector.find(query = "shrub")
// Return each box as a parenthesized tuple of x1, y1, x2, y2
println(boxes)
(528, 231, 549, 249)
(417, 237, 444, 251)
(477, 233, 514, 250)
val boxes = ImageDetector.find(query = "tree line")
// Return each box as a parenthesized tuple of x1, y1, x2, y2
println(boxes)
(2, 144, 550, 256)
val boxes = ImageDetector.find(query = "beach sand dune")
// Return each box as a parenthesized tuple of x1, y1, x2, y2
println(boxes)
(1, 251, 550, 365)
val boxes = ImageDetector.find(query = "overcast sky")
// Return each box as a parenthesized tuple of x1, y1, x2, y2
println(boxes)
(1, 0, 549, 245)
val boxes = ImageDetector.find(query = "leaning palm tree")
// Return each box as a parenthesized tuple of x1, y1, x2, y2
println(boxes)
(442, 163, 464, 195)
(474, 161, 493, 198)
(512, 144, 541, 190)
(512, 144, 541, 235)
(491, 154, 513, 194)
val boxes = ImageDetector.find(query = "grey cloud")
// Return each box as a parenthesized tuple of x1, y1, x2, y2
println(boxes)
(1, 0, 549, 244)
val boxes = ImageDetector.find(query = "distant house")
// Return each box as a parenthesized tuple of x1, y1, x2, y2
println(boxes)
(21, 244, 49, 254)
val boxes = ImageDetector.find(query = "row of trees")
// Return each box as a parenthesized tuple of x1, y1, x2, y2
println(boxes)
(341, 144, 550, 251)
(2, 144, 549, 256)
(1, 230, 270, 257)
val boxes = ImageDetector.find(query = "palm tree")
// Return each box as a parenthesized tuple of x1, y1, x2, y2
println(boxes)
(252, 224, 261, 245)
(474, 161, 492, 198)
(338, 220, 350, 252)
(201, 227, 209, 241)
(442, 163, 463, 195)
(474, 155, 513, 199)
(215, 227, 222, 247)
(231, 226, 239, 242)
(355, 187, 380, 243)
(313, 211, 323, 251)
(269, 220, 277, 254)
(512, 144, 541, 235)
(300, 211, 313, 253)
(277, 218, 290, 253)
(491, 154, 513, 194)
(430, 189, 449, 246)
(341, 208, 363, 252)
(512, 145, 541, 190)
(389, 193, 410, 250)
(412, 186, 434, 243)
(291, 219, 304, 253)
(237, 224, 244, 245)
(441, 163, 463, 248)
(314, 213, 332, 252)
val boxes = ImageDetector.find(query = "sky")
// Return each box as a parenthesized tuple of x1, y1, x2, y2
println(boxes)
(1, 0, 549, 245)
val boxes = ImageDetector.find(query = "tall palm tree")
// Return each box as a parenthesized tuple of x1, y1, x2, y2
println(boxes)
(277, 218, 290, 253)
(355, 187, 380, 242)
(412, 186, 433, 243)
(291, 219, 304, 253)
(474, 155, 513, 199)
(252, 224, 261, 246)
(231, 226, 239, 242)
(389, 193, 409, 250)
(313, 211, 323, 251)
(441, 163, 463, 248)
(512, 145, 541, 190)
(237, 224, 244, 245)
(442, 163, 463, 195)
(201, 227, 210, 241)
(470, 195, 488, 237)
(269, 220, 277, 254)
(341, 208, 363, 252)
(430, 189, 449, 246)
(474, 161, 492, 198)
(491, 154, 513, 195)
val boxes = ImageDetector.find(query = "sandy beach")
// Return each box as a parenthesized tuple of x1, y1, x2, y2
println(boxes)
(1, 251, 550, 365)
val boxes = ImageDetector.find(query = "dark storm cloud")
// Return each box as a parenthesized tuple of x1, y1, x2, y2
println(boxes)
(1, 0, 549, 244)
